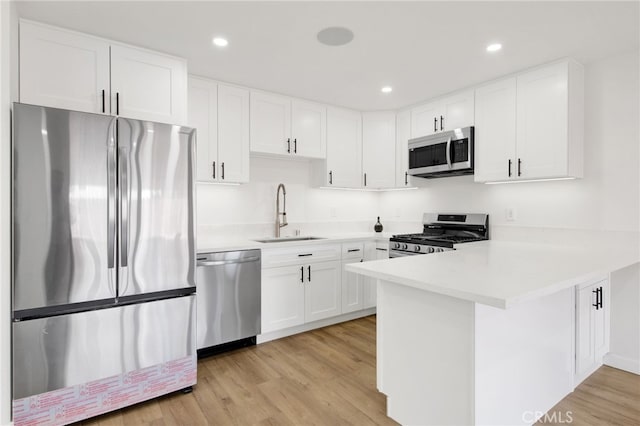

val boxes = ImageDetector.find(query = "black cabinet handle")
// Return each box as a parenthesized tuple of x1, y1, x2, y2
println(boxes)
(364, 173, 367, 187)
(298, 253, 313, 257)
(294, 138, 297, 154)
(329, 170, 333, 185)
(347, 248, 361, 253)
(508, 159, 512, 177)
(308, 265, 311, 282)
(376, 248, 388, 251)
(301, 266, 304, 283)
(405, 171, 408, 185)
(598, 287, 604, 309)
(518, 158, 522, 177)
(440, 115, 444, 131)
(116, 92, 120, 115)
(287, 138, 291, 153)
(101, 89, 105, 113)
(212, 161, 216, 179)
(221, 162, 225, 180)
(433, 117, 437, 132)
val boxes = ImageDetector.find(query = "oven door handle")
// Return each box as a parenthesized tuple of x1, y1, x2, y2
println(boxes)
(445, 136, 452, 169)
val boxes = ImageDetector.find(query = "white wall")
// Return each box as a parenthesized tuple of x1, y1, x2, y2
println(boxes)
(197, 156, 379, 237)
(379, 50, 640, 233)
(0, 1, 17, 424)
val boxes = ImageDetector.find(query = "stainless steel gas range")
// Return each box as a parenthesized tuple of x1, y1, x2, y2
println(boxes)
(389, 213, 489, 258)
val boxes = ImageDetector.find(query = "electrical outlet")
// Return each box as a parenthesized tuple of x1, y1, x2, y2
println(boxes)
(506, 207, 516, 222)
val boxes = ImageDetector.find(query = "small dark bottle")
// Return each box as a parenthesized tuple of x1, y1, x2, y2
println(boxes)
(374, 216, 383, 233)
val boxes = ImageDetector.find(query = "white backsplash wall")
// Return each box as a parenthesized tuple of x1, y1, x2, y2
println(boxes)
(197, 156, 379, 238)
(380, 50, 640, 233)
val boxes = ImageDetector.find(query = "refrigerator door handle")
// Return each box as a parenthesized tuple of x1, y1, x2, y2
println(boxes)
(107, 119, 118, 296)
(119, 145, 130, 269)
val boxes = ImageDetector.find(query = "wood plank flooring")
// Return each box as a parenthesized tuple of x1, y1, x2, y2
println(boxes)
(78, 315, 639, 426)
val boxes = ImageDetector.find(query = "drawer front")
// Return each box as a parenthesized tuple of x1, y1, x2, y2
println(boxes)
(262, 244, 341, 268)
(342, 242, 365, 260)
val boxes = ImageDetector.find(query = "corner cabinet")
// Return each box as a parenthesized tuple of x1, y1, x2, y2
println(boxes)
(313, 107, 363, 188)
(19, 20, 187, 125)
(188, 77, 250, 184)
(250, 91, 326, 159)
(362, 112, 396, 189)
(474, 60, 584, 183)
(575, 278, 610, 385)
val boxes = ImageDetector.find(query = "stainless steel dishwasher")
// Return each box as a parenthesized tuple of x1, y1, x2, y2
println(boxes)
(196, 249, 261, 354)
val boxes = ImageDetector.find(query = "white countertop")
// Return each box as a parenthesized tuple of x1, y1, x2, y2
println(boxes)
(197, 232, 391, 253)
(346, 240, 640, 309)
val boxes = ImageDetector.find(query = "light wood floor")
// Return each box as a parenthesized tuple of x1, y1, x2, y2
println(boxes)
(79, 315, 639, 426)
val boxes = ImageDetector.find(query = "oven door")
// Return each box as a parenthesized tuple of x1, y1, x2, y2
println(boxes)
(408, 127, 473, 176)
(389, 250, 420, 258)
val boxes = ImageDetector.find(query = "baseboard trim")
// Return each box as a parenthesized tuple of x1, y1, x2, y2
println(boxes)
(604, 353, 640, 375)
(257, 308, 376, 344)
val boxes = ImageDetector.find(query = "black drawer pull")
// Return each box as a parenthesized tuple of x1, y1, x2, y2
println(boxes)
(376, 248, 388, 251)
(298, 253, 313, 257)
(347, 248, 361, 252)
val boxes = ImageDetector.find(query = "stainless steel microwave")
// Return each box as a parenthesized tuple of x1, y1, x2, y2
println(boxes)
(408, 126, 474, 178)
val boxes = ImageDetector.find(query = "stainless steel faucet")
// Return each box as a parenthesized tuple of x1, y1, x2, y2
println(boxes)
(275, 183, 288, 237)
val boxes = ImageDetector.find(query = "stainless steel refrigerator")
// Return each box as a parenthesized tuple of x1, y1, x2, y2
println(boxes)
(12, 103, 197, 425)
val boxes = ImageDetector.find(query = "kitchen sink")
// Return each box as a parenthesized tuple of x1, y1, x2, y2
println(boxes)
(253, 236, 326, 243)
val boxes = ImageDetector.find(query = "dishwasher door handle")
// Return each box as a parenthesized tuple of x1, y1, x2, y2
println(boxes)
(197, 257, 260, 267)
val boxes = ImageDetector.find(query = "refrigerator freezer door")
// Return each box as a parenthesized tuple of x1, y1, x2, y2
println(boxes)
(13, 294, 196, 399)
(13, 104, 118, 313)
(116, 119, 196, 297)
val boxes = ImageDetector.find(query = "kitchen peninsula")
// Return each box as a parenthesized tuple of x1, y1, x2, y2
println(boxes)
(346, 240, 640, 426)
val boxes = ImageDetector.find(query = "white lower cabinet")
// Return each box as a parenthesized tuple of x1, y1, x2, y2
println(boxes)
(342, 242, 365, 314)
(261, 265, 306, 333)
(363, 241, 388, 309)
(575, 278, 610, 385)
(305, 261, 342, 322)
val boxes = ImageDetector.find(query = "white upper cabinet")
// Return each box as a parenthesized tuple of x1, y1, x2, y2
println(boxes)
(474, 77, 517, 182)
(188, 77, 249, 184)
(217, 84, 250, 183)
(411, 90, 474, 138)
(250, 92, 326, 159)
(110, 45, 187, 124)
(362, 112, 396, 189)
(474, 60, 584, 183)
(188, 78, 217, 182)
(20, 20, 111, 114)
(323, 107, 363, 188)
(19, 20, 187, 125)
(395, 110, 412, 187)
(291, 100, 326, 159)
(250, 91, 292, 155)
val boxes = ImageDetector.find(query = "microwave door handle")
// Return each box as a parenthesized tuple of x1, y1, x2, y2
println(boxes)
(446, 136, 452, 169)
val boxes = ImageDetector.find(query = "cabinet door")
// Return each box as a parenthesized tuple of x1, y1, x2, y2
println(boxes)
(292, 100, 326, 159)
(474, 78, 517, 182)
(218, 84, 250, 183)
(342, 259, 364, 314)
(411, 101, 441, 138)
(261, 266, 305, 333)
(362, 112, 396, 189)
(441, 90, 474, 131)
(395, 110, 411, 187)
(188, 78, 217, 183)
(362, 242, 379, 309)
(110, 44, 187, 124)
(516, 62, 569, 179)
(594, 281, 610, 359)
(20, 21, 111, 114)
(326, 107, 363, 188)
(250, 92, 291, 155)
(575, 284, 596, 379)
(305, 261, 342, 323)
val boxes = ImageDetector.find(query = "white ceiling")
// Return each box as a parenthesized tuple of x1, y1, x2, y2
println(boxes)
(16, 1, 640, 111)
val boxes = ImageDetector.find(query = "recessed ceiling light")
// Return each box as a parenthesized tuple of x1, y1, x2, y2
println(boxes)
(212, 37, 228, 47)
(486, 43, 502, 52)
(317, 27, 354, 46)
(381, 86, 393, 94)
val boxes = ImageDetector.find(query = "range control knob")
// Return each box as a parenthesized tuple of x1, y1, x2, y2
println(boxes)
(394, 243, 400, 249)
(426, 247, 434, 254)
(402, 244, 408, 250)
(435, 247, 444, 253)
(414, 245, 421, 252)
